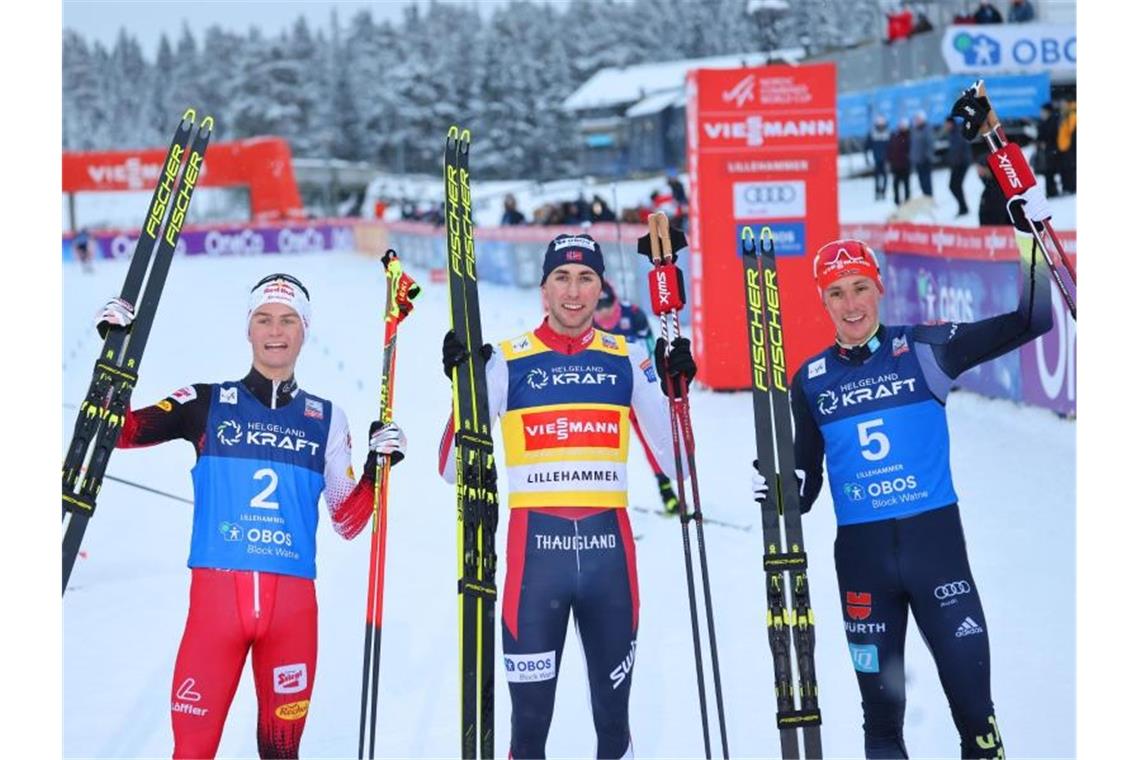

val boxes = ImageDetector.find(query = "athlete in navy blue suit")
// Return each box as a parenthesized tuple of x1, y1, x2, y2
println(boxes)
(753, 227, 1053, 759)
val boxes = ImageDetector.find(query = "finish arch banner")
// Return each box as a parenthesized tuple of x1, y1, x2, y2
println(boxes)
(62, 136, 304, 221)
(685, 63, 839, 389)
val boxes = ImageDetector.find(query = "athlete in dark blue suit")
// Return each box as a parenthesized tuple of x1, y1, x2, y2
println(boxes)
(753, 229, 1053, 759)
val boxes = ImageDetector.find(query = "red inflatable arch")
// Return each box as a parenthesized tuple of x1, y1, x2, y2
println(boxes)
(62, 136, 304, 221)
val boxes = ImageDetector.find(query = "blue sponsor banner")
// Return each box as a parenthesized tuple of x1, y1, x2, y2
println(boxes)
(735, 222, 807, 257)
(839, 73, 1051, 137)
(941, 24, 1076, 75)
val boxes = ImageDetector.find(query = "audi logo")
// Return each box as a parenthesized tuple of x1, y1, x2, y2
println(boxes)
(743, 185, 797, 204)
(933, 580, 972, 600)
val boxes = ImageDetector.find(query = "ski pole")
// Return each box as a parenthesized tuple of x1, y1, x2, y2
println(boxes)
(358, 249, 420, 759)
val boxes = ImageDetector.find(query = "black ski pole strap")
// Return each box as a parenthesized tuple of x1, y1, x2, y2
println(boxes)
(951, 86, 992, 141)
(763, 551, 808, 571)
(636, 223, 689, 261)
(776, 708, 822, 729)
(458, 577, 498, 600)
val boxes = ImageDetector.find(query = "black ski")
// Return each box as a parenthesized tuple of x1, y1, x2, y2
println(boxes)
(444, 125, 500, 760)
(62, 110, 213, 594)
(741, 227, 822, 759)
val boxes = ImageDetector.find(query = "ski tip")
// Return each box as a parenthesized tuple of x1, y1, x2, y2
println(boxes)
(180, 107, 197, 125)
(759, 225, 775, 255)
(459, 128, 472, 143)
(200, 115, 216, 133)
(741, 225, 757, 256)
(447, 124, 460, 140)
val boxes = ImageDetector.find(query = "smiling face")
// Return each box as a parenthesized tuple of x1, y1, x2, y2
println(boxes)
(248, 302, 304, 379)
(541, 263, 602, 336)
(823, 275, 881, 346)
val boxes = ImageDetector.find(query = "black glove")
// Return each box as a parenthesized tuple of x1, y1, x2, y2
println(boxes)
(442, 329, 493, 380)
(654, 336, 697, 398)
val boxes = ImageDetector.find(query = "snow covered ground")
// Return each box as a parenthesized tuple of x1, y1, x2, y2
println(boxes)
(63, 250, 1075, 759)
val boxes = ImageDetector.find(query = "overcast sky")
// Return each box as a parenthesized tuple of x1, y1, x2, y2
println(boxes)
(62, 0, 521, 57)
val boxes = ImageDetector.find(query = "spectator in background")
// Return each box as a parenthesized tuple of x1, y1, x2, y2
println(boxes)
(973, 0, 1003, 23)
(888, 118, 912, 206)
(74, 227, 94, 273)
(666, 172, 689, 230)
(886, 4, 913, 43)
(1008, 0, 1035, 22)
(1058, 99, 1077, 194)
(976, 155, 1012, 226)
(910, 110, 935, 198)
(590, 195, 616, 223)
(868, 115, 891, 201)
(501, 193, 526, 226)
(1036, 102, 1061, 198)
(945, 117, 972, 217)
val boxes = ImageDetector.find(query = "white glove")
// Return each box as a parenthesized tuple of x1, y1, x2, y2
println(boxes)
(1006, 183, 1051, 230)
(751, 460, 769, 503)
(369, 421, 407, 465)
(96, 297, 135, 337)
(752, 461, 807, 502)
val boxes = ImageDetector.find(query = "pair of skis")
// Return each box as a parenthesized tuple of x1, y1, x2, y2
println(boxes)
(357, 250, 421, 759)
(741, 227, 823, 759)
(639, 212, 730, 759)
(952, 79, 1077, 319)
(62, 109, 213, 595)
(444, 126, 500, 759)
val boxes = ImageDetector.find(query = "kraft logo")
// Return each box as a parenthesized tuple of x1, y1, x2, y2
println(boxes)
(817, 390, 839, 415)
(722, 74, 756, 107)
(504, 651, 557, 683)
(217, 420, 243, 446)
(845, 591, 872, 621)
(952, 32, 1000, 67)
(273, 664, 308, 695)
(526, 368, 549, 390)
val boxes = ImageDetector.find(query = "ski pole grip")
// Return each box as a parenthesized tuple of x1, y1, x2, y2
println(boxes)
(987, 142, 1036, 200)
(646, 262, 686, 315)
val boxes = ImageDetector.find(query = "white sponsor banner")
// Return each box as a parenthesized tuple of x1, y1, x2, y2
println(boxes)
(732, 180, 805, 220)
(941, 24, 1075, 74)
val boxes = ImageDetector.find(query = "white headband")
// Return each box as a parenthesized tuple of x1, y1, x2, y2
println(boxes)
(248, 275, 312, 335)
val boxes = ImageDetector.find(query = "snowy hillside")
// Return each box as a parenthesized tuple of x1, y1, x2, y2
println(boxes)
(63, 250, 1074, 759)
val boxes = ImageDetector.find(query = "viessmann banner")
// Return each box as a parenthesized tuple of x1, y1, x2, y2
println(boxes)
(686, 63, 839, 389)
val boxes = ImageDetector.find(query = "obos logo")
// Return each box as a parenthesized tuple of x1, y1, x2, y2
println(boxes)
(217, 420, 243, 445)
(219, 522, 243, 542)
(843, 483, 865, 501)
(526, 368, 549, 390)
(817, 391, 839, 415)
(504, 651, 556, 683)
